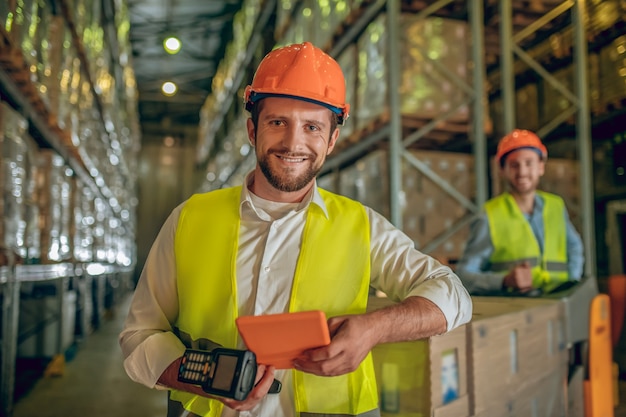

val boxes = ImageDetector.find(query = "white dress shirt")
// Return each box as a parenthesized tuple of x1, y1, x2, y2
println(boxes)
(119, 175, 472, 417)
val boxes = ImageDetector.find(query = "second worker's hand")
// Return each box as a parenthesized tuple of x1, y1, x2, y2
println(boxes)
(292, 314, 375, 377)
(503, 262, 533, 292)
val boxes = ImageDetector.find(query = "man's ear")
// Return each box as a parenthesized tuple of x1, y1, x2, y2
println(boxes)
(246, 118, 255, 146)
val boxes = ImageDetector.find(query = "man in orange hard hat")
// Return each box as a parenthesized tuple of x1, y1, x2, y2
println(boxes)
(120, 42, 472, 417)
(455, 129, 584, 296)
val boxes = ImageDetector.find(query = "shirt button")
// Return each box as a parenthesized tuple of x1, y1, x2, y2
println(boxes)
(264, 266, 271, 272)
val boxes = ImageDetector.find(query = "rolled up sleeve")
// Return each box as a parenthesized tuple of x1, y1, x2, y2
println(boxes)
(367, 208, 472, 331)
(119, 204, 186, 388)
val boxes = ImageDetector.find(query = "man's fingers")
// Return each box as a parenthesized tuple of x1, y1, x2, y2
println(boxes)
(220, 365, 277, 410)
(255, 365, 276, 390)
(327, 317, 347, 337)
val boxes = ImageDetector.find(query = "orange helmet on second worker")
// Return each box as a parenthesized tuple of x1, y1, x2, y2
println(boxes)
(495, 129, 548, 167)
(243, 42, 350, 124)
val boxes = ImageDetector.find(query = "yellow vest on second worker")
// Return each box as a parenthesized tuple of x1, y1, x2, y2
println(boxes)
(485, 191, 569, 292)
(170, 186, 379, 417)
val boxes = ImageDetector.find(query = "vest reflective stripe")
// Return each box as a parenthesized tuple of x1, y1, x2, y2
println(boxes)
(166, 400, 382, 417)
(300, 411, 380, 417)
(490, 258, 569, 272)
(486, 191, 568, 292)
(170, 186, 379, 416)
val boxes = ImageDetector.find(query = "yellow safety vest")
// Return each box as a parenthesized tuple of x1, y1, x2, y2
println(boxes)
(170, 186, 379, 416)
(485, 191, 569, 292)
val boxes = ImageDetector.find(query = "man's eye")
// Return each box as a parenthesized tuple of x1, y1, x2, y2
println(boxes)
(307, 125, 319, 131)
(270, 120, 283, 126)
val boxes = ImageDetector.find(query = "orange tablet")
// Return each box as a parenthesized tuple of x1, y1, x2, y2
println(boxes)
(235, 310, 331, 369)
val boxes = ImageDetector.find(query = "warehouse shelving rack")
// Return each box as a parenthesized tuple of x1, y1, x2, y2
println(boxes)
(198, 0, 607, 268)
(0, 0, 140, 415)
(317, 0, 598, 269)
(318, 0, 488, 256)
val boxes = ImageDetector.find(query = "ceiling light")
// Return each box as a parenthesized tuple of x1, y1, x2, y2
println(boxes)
(162, 81, 177, 96)
(163, 36, 181, 54)
(163, 136, 176, 147)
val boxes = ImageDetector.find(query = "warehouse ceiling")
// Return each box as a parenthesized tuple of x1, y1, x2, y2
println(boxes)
(125, 0, 579, 144)
(127, 0, 245, 137)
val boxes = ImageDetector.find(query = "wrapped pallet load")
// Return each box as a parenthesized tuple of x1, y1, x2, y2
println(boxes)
(356, 13, 470, 131)
(0, 102, 41, 264)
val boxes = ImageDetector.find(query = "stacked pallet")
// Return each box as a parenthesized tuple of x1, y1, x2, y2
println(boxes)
(335, 149, 474, 262)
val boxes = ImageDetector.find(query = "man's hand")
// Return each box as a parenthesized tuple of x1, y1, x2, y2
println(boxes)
(293, 314, 377, 376)
(158, 358, 276, 411)
(294, 296, 447, 376)
(292, 296, 447, 377)
(220, 364, 276, 411)
(502, 262, 533, 292)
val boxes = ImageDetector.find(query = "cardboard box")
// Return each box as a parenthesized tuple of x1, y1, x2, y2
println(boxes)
(468, 296, 568, 415)
(368, 296, 470, 417)
(473, 368, 567, 417)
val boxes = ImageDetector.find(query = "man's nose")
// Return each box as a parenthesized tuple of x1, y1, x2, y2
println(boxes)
(281, 125, 304, 149)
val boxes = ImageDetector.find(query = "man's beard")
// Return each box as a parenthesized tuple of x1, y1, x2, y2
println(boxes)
(258, 152, 324, 192)
(508, 177, 539, 195)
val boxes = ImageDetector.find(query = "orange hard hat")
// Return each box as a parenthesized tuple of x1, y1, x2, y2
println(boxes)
(495, 129, 548, 167)
(243, 42, 350, 124)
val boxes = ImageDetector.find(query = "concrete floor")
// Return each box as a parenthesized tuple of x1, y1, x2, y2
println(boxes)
(11, 294, 167, 417)
(9, 292, 626, 417)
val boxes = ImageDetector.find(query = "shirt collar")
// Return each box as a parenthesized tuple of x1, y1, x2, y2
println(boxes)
(531, 193, 544, 216)
(239, 171, 329, 218)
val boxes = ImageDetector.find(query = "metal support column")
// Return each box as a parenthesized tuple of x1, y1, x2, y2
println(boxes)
(54, 277, 69, 355)
(387, 0, 403, 228)
(499, 0, 515, 134)
(470, 0, 488, 206)
(1, 253, 19, 417)
(572, 0, 596, 278)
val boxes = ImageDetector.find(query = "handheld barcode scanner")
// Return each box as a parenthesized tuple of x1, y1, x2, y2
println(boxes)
(177, 348, 282, 401)
(178, 348, 257, 401)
